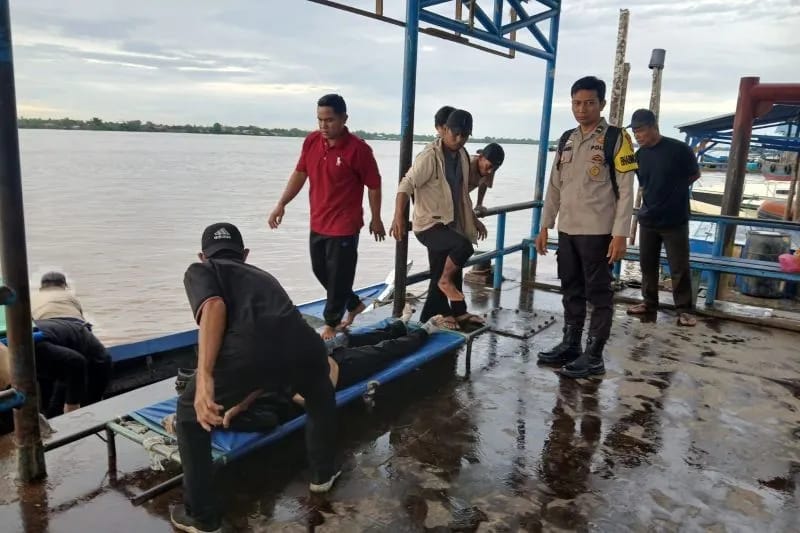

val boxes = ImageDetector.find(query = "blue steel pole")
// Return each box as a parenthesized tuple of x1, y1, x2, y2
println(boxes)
(493, 0, 503, 32)
(392, 0, 420, 317)
(528, 7, 560, 281)
(0, 0, 46, 481)
(493, 213, 506, 289)
(705, 221, 725, 306)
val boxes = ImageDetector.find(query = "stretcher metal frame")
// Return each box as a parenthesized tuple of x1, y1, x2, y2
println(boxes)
(105, 323, 487, 505)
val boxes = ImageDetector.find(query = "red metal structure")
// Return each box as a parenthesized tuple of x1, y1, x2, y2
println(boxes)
(720, 78, 800, 223)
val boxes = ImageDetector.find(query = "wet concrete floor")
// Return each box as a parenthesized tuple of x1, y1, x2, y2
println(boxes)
(1, 283, 799, 532)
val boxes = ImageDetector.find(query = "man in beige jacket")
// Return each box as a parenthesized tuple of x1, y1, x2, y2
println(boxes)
(391, 109, 487, 330)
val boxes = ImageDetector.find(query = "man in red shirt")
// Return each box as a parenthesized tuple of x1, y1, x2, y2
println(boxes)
(269, 94, 385, 340)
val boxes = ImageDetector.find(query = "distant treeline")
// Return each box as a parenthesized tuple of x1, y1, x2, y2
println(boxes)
(17, 117, 548, 146)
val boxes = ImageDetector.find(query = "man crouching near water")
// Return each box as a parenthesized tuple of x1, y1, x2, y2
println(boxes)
(170, 222, 338, 533)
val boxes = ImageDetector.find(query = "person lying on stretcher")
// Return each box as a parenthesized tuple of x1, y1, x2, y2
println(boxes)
(164, 315, 448, 434)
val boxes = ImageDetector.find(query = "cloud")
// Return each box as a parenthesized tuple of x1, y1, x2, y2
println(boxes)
(193, 82, 338, 97)
(8, 0, 800, 139)
(84, 58, 159, 70)
(18, 102, 67, 116)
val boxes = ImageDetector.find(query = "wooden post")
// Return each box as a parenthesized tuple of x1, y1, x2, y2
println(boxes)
(784, 153, 799, 221)
(630, 49, 666, 245)
(718, 77, 759, 301)
(375, 0, 383, 16)
(509, 7, 517, 58)
(608, 9, 630, 126)
(792, 153, 800, 221)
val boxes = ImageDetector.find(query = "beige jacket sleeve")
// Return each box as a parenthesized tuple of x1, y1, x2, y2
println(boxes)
(540, 163, 561, 230)
(398, 149, 436, 196)
(611, 168, 635, 236)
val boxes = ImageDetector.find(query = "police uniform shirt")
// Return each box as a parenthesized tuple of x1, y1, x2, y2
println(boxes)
(541, 118, 637, 236)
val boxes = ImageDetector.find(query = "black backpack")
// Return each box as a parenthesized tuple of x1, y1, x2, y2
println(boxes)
(555, 125, 622, 199)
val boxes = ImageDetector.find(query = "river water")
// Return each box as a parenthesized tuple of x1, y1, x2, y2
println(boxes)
(11, 130, 555, 343)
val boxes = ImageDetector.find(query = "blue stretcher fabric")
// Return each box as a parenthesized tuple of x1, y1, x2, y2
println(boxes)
(1, 331, 45, 346)
(130, 319, 465, 462)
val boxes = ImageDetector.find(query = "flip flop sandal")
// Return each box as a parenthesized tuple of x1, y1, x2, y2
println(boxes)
(161, 413, 177, 436)
(677, 313, 697, 327)
(432, 315, 460, 331)
(456, 313, 485, 327)
(626, 303, 652, 315)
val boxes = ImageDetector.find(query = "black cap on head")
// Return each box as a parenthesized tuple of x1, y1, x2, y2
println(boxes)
(628, 108, 657, 129)
(41, 271, 67, 288)
(445, 109, 473, 135)
(201, 222, 245, 258)
(478, 143, 505, 169)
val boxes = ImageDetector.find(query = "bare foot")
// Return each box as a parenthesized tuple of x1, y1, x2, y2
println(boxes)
(320, 325, 336, 340)
(340, 301, 366, 329)
(437, 279, 464, 301)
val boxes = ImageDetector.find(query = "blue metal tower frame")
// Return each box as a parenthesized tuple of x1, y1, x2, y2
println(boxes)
(411, 1, 561, 307)
(309, 1, 561, 312)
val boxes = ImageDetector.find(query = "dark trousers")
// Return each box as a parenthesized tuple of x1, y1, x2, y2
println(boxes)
(415, 224, 473, 322)
(639, 223, 693, 312)
(557, 232, 614, 339)
(335, 322, 428, 388)
(34, 318, 112, 415)
(310, 232, 361, 328)
(175, 334, 336, 526)
(35, 341, 87, 407)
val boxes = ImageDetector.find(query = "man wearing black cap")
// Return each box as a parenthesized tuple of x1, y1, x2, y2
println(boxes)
(171, 222, 338, 533)
(625, 109, 700, 326)
(469, 142, 505, 211)
(391, 109, 488, 329)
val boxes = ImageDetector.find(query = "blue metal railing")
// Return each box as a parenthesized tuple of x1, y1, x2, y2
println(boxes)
(479, 200, 542, 289)
(453, 201, 800, 303)
(698, 213, 800, 305)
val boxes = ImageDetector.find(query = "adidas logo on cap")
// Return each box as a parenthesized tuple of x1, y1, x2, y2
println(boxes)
(213, 228, 231, 240)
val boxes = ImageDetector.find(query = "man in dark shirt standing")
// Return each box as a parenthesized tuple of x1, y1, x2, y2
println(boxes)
(625, 109, 701, 326)
(268, 94, 385, 340)
(170, 223, 338, 533)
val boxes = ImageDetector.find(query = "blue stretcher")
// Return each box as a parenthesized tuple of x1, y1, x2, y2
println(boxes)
(0, 330, 46, 346)
(106, 319, 474, 505)
(123, 319, 465, 462)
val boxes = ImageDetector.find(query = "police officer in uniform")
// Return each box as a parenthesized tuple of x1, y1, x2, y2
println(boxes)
(535, 76, 637, 378)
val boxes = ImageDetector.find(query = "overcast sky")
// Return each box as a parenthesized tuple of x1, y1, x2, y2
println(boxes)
(9, 0, 800, 139)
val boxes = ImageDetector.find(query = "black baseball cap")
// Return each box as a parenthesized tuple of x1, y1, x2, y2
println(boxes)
(478, 143, 505, 169)
(445, 109, 473, 135)
(201, 222, 245, 257)
(40, 271, 67, 287)
(627, 108, 657, 129)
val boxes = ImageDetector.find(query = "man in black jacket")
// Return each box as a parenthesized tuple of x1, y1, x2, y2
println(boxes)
(624, 109, 701, 326)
